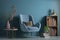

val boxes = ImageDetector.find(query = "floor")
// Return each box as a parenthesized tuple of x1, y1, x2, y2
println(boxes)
(0, 36, 60, 40)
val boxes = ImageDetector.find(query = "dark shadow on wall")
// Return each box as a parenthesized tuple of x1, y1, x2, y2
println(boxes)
(0, 13, 7, 37)
(39, 16, 46, 37)
(11, 16, 21, 37)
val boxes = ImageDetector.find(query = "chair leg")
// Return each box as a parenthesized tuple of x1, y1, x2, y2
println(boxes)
(31, 32, 32, 36)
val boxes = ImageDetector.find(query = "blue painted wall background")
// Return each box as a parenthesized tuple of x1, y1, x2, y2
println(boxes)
(0, 0, 60, 36)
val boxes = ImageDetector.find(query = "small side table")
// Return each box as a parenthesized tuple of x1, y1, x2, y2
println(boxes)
(3, 28, 18, 38)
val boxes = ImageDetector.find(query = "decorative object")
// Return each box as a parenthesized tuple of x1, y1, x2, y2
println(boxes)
(44, 25, 49, 33)
(6, 4, 16, 29)
(43, 25, 50, 38)
(6, 20, 10, 29)
(43, 33, 50, 38)
(10, 4, 16, 16)
(48, 9, 51, 16)
(51, 9, 56, 16)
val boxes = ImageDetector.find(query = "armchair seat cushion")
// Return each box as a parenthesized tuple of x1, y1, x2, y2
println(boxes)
(26, 26, 39, 32)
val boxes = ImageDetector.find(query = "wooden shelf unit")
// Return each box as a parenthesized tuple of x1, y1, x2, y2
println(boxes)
(46, 16, 58, 36)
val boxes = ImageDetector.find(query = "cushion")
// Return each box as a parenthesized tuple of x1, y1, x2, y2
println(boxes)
(23, 21, 32, 26)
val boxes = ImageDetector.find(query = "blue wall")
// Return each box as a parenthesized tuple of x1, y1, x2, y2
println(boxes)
(0, 0, 60, 35)
(58, 1, 60, 36)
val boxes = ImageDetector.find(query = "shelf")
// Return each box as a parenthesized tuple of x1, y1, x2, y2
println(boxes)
(48, 26, 57, 27)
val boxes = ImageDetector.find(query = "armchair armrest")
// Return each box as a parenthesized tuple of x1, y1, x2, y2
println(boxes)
(34, 22, 41, 27)
(34, 22, 41, 30)
(20, 23, 28, 32)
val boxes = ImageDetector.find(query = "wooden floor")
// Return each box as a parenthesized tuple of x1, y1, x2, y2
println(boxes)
(0, 36, 60, 40)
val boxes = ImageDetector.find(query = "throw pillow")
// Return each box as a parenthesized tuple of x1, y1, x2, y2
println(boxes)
(23, 21, 32, 26)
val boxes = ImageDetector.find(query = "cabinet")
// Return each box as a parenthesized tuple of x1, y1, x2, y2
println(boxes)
(46, 16, 57, 36)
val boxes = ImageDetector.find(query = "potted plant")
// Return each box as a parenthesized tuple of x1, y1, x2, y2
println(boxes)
(43, 25, 50, 38)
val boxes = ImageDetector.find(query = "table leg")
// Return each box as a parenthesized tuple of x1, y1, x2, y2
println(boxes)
(14, 31, 16, 38)
(6, 30, 9, 38)
(5, 30, 11, 38)
(12, 30, 14, 38)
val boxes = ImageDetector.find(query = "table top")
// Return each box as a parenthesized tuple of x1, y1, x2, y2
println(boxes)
(3, 28, 18, 31)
